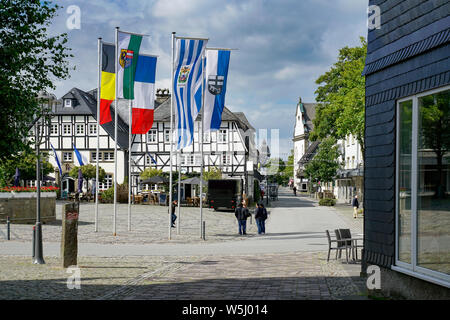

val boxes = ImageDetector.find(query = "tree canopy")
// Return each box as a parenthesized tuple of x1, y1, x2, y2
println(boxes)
(69, 164, 106, 183)
(0, 0, 72, 160)
(304, 137, 341, 184)
(310, 37, 367, 155)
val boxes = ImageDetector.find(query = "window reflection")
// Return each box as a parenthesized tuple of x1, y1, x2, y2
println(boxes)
(417, 89, 450, 275)
(398, 100, 413, 263)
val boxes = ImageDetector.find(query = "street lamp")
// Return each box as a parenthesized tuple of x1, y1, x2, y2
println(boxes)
(33, 91, 56, 264)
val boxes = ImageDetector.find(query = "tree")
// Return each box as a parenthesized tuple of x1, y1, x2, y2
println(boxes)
(304, 137, 341, 185)
(69, 164, 106, 183)
(310, 37, 367, 157)
(140, 168, 164, 180)
(0, 150, 54, 186)
(0, 1, 72, 160)
(203, 167, 222, 180)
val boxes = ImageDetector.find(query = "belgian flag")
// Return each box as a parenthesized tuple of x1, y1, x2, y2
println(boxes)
(100, 42, 115, 124)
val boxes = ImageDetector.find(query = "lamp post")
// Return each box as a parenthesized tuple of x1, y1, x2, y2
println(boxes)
(33, 92, 56, 264)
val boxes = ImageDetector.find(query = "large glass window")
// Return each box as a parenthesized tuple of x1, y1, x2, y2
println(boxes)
(417, 89, 450, 275)
(396, 87, 450, 283)
(398, 100, 413, 264)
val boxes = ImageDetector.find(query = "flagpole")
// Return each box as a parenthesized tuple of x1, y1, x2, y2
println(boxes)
(177, 149, 181, 235)
(96, 37, 102, 233)
(128, 98, 132, 232)
(113, 26, 119, 237)
(169, 31, 176, 240)
(200, 52, 205, 239)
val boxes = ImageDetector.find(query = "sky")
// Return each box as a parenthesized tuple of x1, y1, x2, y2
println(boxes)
(49, 0, 369, 160)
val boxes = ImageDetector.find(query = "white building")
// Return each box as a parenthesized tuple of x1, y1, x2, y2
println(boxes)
(31, 87, 259, 200)
(334, 134, 364, 203)
(292, 98, 317, 191)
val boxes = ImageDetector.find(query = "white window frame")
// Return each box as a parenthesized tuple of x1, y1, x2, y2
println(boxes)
(164, 129, 171, 143)
(89, 124, 97, 135)
(103, 152, 114, 161)
(76, 124, 85, 135)
(50, 124, 58, 135)
(99, 174, 113, 190)
(62, 152, 73, 162)
(63, 124, 71, 135)
(395, 85, 450, 288)
(219, 129, 227, 143)
(147, 129, 157, 143)
(64, 99, 72, 108)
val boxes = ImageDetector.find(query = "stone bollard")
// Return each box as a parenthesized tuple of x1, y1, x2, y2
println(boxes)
(61, 202, 79, 268)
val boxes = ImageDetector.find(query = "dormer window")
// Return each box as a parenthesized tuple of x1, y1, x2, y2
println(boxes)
(64, 99, 72, 108)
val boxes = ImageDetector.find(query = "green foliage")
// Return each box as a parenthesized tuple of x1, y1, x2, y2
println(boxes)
(304, 137, 340, 184)
(0, 0, 73, 160)
(203, 167, 222, 180)
(100, 183, 129, 203)
(69, 164, 106, 182)
(140, 168, 163, 180)
(319, 198, 336, 206)
(310, 37, 367, 155)
(0, 150, 54, 186)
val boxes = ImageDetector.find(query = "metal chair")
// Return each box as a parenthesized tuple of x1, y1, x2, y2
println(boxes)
(334, 229, 350, 263)
(325, 230, 340, 262)
(338, 228, 363, 261)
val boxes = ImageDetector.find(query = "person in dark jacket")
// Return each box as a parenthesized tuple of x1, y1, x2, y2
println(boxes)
(352, 195, 359, 219)
(293, 186, 297, 196)
(171, 200, 177, 227)
(235, 200, 250, 235)
(255, 203, 268, 234)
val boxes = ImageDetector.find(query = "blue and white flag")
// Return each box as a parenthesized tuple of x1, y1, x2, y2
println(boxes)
(73, 144, 85, 166)
(50, 143, 62, 175)
(203, 49, 230, 132)
(173, 37, 208, 150)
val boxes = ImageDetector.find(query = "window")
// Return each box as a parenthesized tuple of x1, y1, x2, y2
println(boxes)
(63, 124, 71, 135)
(187, 155, 194, 165)
(203, 132, 210, 143)
(147, 130, 157, 143)
(50, 124, 58, 135)
(103, 152, 114, 161)
(396, 87, 450, 284)
(181, 155, 186, 165)
(63, 152, 73, 162)
(76, 124, 85, 135)
(164, 129, 171, 143)
(352, 156, 355, 168)
(222, 153, 231, 165)
(91, 152, 102, 162)
(346, 157, 350, 169)
(64, 99, 72, 108)
(195, 155, 202, 166)
(89, 124, 97, 135)
(145, 154, 156, 165)
(99, 174, 113, 190)
(219, 129, 227, 143)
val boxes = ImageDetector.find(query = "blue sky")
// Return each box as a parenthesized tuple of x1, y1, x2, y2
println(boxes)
(49, 0, 369, 159)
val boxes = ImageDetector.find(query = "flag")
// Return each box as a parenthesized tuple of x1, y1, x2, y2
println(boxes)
(51, 143, 62, 175)
(100, 42, 115, 124)
(146, 152, 157, 164)
(73, 144, 85, 166)
(132, 55, 157, 134)
(117, 31, 143, 99)
(173, 37, 207, 150)
(203, 50, 230, 132)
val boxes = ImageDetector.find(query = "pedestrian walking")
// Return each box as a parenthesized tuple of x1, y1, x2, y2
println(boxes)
(235, 200, 250, 235)
(352, 195, 359, 218)
(293, 186, 297, 196)
(171, 200, 177, 227)
(255, 203, 268, 235)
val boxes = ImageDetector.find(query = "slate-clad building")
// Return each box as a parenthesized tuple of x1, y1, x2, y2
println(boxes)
(363, 0, 449, 297)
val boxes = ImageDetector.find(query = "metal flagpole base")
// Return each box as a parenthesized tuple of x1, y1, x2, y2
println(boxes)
(33, 222, 45, 264)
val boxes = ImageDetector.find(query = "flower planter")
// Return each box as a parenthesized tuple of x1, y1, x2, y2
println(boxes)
(0, 192, 56, 224)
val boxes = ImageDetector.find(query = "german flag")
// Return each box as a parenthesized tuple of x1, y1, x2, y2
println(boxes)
(100, 42, 115, 124)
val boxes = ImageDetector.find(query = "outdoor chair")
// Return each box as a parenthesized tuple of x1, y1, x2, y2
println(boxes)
(325, 230, 341, 262)
(338, 229, 363, 261)
(334, 229, 351, 263)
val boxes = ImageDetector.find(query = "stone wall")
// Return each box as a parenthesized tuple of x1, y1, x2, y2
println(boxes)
(369, 266, 450, 299)
(0, 193, 56, 224)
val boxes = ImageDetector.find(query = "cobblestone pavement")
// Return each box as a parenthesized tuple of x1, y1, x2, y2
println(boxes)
(0, 251, 366, 300)
(1, 202, 259, 244)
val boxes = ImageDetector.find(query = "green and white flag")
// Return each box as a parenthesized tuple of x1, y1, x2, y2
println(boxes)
(117, 31, 143, 99)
